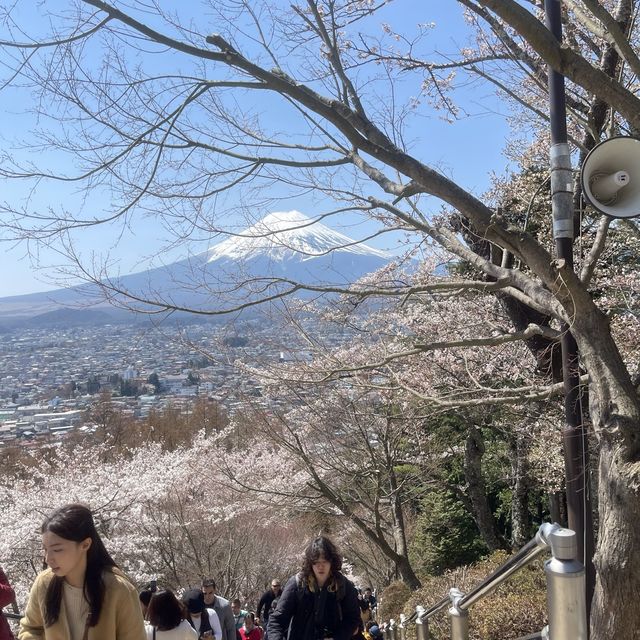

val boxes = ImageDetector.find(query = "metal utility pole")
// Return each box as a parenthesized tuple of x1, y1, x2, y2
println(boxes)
(544, 0, 595, 621)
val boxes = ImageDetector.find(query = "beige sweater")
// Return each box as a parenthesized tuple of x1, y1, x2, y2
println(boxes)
(62, 582, 89, 640)
(19, 567, 146, 640)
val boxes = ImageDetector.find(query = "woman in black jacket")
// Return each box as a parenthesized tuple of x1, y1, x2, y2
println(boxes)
(267, 537, 360, 640)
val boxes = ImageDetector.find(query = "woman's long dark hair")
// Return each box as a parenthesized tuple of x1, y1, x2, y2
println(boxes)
(300, 536, 342, 590)
(42, 503, 117, 627)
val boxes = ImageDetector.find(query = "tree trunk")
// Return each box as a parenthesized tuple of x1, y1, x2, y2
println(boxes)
(394, 554, 421, 590)
(509, 430, 532, 548)
(388, 461, 422, 590)
(571, 303, 640, 638)
(464, 425, 504, 550)
(548, 491, 565, 527)
(591, 441, 640, 639)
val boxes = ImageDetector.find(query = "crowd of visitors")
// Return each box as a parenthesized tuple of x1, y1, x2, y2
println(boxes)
(0, 504, 381, 640)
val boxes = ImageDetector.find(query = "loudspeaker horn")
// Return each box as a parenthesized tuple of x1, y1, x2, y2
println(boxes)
(581, 136, 640, 218)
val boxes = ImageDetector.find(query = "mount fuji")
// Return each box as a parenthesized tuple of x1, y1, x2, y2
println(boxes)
(0, 211, 392, 324)
(207, 210, 388, 262)
(202, 210, 389, 285)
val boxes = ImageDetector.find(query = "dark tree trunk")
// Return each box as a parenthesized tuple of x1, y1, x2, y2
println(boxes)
(509, 431, 532, 548)
(464, 425, 504, 550)
(548, 491, 566, 526)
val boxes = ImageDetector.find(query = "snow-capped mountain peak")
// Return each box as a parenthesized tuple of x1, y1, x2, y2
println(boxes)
(0, 210, 393, 320)
(207, 210, 389, 263)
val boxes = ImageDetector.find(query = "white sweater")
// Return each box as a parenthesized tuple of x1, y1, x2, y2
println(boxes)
(146, 619, 198, 640)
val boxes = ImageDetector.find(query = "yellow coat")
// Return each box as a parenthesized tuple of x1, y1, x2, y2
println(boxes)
(18, 567, 146, 640)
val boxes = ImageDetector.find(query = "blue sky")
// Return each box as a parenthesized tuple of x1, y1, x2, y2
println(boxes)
(0, 0, 515, 297)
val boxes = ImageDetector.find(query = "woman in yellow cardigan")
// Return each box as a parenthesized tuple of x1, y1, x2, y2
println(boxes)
(19, 503, 146, 640)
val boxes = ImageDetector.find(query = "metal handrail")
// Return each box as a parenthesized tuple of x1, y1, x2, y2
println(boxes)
(414, 530, 549, 626)
(401, 610, 418, 624)
(381, 522, 587, 640)
(457, 535, 546, 611)
(419, 595, 449, 619)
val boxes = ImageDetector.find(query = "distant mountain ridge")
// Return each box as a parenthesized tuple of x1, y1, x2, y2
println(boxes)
(0, 211, 391, 325)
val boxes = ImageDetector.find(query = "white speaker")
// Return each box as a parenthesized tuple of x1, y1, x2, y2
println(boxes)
(581, 136, 640, 218)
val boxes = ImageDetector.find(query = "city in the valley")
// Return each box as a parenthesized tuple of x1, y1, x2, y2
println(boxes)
(0, 317, 342, 447)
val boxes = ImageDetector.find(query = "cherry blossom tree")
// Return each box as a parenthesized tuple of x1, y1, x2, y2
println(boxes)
(240, 266, 567, 551)
(0, 434, 302, 606)
(0, 1, 638, 636)
(223, 388, 428, 588)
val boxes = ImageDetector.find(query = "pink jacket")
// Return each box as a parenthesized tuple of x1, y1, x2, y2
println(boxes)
(238, 628, 261, 640)
(0, 567, 16, 640)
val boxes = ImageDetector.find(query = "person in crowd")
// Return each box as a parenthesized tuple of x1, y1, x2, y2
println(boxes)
(18, 502, 146, 640)
(363, 623, 381, 640)
(0, 564, 16, 640)
(140, 589, 154, 620)
(201, 579, 234, 640)
(140, 581, 159, 620)
(237, 613, 260, 640)
(146, 590, 197, 640)
(256, 579, 281, 639)
(230, 600, 247, 632)
(252, 616, 264, 640)
(267, 536, 360, 640)
(361, 589, 376, 613)
(358, 596, 371, 625)
(183, 589, 222, 640)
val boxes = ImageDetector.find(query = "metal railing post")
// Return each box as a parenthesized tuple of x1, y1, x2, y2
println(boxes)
(377, 524, 586, 640)
(386, 619, 397, 640)
(398, 613, 407, 640)
(542, 527, 587, 639)
(393, 619, 400, 640)
(415, 606, 429, 640)
(448, 588, 469, 640)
